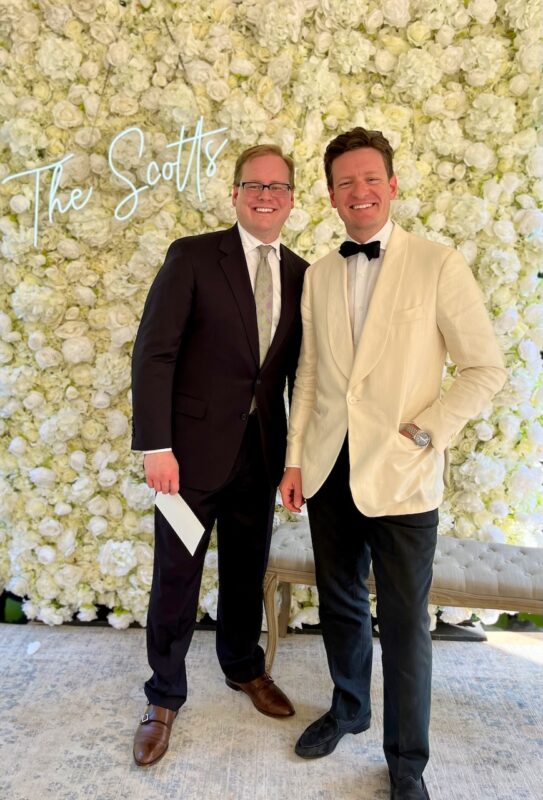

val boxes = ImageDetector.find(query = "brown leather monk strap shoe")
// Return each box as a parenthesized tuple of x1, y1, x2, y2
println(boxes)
(133, 704, 178, 766)
(225, 672, 295, 718)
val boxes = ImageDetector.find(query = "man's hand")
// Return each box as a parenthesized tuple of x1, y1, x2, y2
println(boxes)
(144, 451, 180, 495)
(279, 467, 305, 513)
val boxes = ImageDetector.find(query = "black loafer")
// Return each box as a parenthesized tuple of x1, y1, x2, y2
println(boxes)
(294, 710, 370, 759)
(391, 776, 430, 800)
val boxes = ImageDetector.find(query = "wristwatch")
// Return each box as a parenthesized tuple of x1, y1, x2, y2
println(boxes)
(401, 424, 431, 448)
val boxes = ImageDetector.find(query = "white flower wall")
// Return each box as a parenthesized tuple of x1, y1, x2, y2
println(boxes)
(0, 0, 541, 629)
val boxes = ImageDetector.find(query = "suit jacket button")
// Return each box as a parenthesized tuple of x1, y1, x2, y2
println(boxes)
(240, 412, 248, 422)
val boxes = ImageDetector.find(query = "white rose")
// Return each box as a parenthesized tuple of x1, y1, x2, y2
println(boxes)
(87, 516, 108, 537)
(77, 606, 98, 622)
(109, 95, 139, 116)
(10, 194, 30, 214)
(99, 540, 138, 577)
(69, 475, 95, 502)
(526, 147, 543, 178)
(121, 478, 155, 511)
(382, 0, 410, 27)
(468, 0, 497, 24)
(463, 142, 497, 172)
(108, 496, 123, 519)
(374, 50, 396, 74)
(435, 26, 455, 47)
(98, 469, 118, 488)
(518, 338, 540, 364)
(29, 468, 56, 488)
(87, 496, 108, 516)
(36, 545, 57, 565)
(268, 54, 292, 85)
(56, 528, 76, 557)
(206, 80, 229, 103)
(91, 391, 110, 409)
(515, 208, 543, 236)
(37, 606, 66, 625)
(105, 410, 129, 438)
(35, 347, 62, 369)
(52, 101, 84, 130)
(509, 74, 530, 96)
(72, 0, 98, 22)
(107, 610, 134, 630)
(69, 451, 87, 471)
(518, 42, 543, 74)
(55, 502, 72, 516)
(107, 41, 131, 67)
(446, 195, 490, 237)
(62, 336, 95, 364)
(492, 221, 516, 244)
(474, 421, 494, 441)
(59, 154, 91, 186)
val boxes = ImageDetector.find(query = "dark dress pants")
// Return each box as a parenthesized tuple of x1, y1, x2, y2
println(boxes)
(307, 439, 438, 783)
(144, 414, 276, 711)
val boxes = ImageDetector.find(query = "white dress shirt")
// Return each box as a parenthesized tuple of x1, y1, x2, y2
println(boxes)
(286, 219, 394, 468)
(144, 223, 283, 454)
(346, 219, 394, 347)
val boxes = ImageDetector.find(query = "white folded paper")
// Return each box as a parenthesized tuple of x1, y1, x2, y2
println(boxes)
(155, 492, 205, 556)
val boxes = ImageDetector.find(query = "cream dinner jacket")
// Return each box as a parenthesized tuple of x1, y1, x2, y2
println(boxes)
(286, 224, 506, 517)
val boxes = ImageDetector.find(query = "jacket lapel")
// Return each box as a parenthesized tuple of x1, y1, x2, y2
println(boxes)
(349, 224, 407, 387)
(327, 250, 354, 380)
(218, 225, 259, 367)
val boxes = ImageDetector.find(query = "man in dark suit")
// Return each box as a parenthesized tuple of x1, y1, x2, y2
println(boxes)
(131, 144, 307, 766)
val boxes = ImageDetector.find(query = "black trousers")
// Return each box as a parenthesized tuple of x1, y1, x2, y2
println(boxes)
(307, 439, 438, 783)
(144, 414, 276, 711)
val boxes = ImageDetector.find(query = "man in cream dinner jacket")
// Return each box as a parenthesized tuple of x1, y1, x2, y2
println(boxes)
(280, 128, 506, 800)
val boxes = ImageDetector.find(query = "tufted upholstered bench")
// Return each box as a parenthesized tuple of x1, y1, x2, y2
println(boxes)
(263, 518, 543, 671)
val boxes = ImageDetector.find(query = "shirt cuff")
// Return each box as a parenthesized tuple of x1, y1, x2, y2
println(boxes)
(143, 448, 173, 454)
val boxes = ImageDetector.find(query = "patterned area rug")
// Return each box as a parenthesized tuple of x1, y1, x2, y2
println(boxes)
(0, 624, 541, 800)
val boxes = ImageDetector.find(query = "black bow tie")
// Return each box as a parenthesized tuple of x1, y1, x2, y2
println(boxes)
(339, 240, 381, 261)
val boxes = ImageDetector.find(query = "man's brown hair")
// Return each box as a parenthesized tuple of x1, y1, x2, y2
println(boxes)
(233, 144, 295, 188)
(324, 128, 395, 187)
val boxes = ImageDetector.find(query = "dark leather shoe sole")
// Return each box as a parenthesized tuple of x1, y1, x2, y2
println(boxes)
(295, 712, 370, 759)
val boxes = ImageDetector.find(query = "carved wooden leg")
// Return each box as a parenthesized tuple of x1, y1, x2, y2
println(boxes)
(278, 582, 291, 637)
(263, 571, 279, 673)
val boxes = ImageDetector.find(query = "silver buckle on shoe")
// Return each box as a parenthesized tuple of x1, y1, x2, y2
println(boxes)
(140, 713, 150, 724)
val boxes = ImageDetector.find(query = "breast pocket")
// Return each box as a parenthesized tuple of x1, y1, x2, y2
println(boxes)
(391, 304, 424, 324)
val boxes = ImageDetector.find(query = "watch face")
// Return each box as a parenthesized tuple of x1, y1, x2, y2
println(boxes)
(414, 430, 431, 447)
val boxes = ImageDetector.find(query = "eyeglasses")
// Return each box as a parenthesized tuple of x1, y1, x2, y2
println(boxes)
(239, 181, 292, 195)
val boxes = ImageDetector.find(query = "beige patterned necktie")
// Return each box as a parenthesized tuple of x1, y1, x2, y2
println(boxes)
(254, 244, 273, 365)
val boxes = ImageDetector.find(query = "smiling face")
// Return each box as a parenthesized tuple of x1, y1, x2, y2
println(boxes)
(232, 154, 294, 243)
(328, 147, 397, 242)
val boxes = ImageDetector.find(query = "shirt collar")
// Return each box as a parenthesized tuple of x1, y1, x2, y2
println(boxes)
(237, 222, 281, 257)
(347, 219, 394, 251)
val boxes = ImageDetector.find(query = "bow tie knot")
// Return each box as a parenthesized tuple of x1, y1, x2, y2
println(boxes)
(339, 240, 381, 261)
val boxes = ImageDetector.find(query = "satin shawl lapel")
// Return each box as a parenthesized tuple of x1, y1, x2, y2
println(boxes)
(327, 250, 354, 380)
(218, 225, 259, 367)
(264, 244, 297, 367)
(349, 224, 408, 387)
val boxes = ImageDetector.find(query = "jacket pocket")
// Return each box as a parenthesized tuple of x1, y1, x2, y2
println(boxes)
(391, 304, 424, 324)
(175, 393, 207, 418)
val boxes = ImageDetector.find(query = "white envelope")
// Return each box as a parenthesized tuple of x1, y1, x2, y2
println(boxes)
(155, 492, 205, 556)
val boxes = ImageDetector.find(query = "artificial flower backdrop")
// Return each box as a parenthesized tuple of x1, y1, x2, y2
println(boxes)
(0, 0, 541, 629)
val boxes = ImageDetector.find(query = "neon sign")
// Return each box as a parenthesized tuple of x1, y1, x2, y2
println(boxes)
(1, 117, 229, 246)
